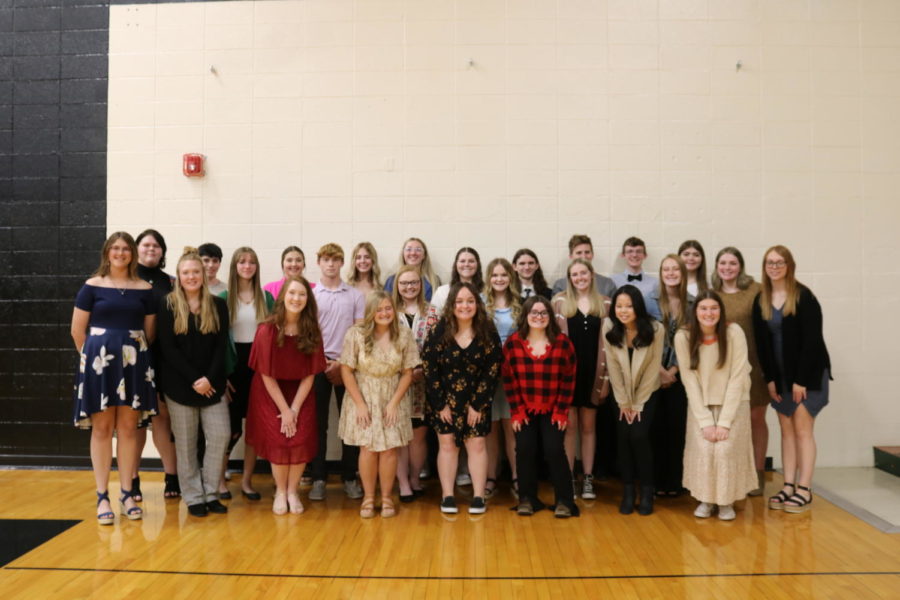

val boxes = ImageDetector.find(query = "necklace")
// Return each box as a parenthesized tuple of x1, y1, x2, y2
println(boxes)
(109, 277, 129, 296)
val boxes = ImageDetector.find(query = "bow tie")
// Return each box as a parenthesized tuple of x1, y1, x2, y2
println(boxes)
(627, 274, 642, 282)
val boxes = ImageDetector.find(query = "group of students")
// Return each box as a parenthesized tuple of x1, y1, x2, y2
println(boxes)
(71, 230, 831, 523)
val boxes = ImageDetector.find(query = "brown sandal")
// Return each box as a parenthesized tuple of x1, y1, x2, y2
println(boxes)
(360, 497, 376, 519)
(381, 496, 396, 518)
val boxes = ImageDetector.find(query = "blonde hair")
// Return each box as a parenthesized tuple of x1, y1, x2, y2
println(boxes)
(167, 247, 220, 335)
(355, 290, 401, 356)
(226, 247, 269, 325)
(347, 241, 382, 287)
(391, 264, 427, 316)
(553, 258, 608, 319)
(758, 245, 800, 320)
(483, 257, 521, 323)
(397, 237, 440, 288)
(658, 254, 689, 328)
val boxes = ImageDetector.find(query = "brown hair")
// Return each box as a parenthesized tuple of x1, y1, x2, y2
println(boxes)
(711, 246, 755, 291)
(440, 282, 495, 346)
(346, 241, 382, 288)
(268, 276, 322, 354)
(94, 231, 139, 279)
(658, 254, 689, 328)
(280, 246, 305, 275)
(516, 295, 560, 340)
(391, 264, 427, 316)
(226, 247, 269, 325)
(686, 290, 729, 370)
(567, 234, 593, 254)
(678, 239, 709, 293)
(758, 245, 800, 320)
(317, 243, 344, 262)
(484, 257, 521, 322)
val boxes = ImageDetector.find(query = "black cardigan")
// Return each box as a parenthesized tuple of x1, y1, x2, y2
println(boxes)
(751, 285, 831, 393)
(157, 295, 230, 407)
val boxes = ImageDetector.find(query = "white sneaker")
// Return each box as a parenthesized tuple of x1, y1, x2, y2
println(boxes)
(718, 504, 736, 520)
(694, 502, 714, 518)
(455, 473, 472, 486)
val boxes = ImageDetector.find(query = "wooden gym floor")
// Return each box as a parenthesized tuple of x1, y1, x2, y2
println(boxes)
(0, 469, 898, 599)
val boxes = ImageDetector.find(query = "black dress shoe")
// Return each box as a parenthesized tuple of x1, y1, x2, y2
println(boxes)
(399, 493, 415, 503)
(218, 490, 232, 500)
(188, 503, 209, 517)
(206, 500, 228, 514)
(242, 489, 262, 501)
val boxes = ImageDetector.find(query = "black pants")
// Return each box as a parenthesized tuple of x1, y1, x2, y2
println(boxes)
(616, 394, 658, 485)
(515, 412, 576, 511)
(650, 380, 687, 492)
(595, 395, 618, 478)
(310, 372, 358, 482)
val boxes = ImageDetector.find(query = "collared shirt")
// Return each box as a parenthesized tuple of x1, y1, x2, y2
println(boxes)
(551, 273, 616, 298)
(313, 280, 365, 359)
(612, 270, 662, 321)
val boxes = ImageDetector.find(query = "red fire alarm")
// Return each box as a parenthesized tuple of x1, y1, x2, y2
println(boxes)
(183, 153, 205, 177)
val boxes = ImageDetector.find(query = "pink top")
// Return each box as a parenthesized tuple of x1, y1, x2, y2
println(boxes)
(264, 277, 315, 300)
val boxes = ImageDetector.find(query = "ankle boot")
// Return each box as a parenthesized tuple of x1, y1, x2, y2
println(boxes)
(638, 485, 654, 515)
(619, 483, 635, 514)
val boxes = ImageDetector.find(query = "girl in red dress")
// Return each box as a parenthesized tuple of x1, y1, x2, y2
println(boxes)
(246, 277, 326, 515)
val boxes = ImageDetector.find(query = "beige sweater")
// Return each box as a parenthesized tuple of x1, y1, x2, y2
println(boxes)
(674, 323, 751, 430)
(602, 319, 664, 412)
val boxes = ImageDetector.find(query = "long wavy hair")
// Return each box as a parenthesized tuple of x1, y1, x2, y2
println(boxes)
(605, 285, 655, 349)
(268, 276, 322, 353)
(449, 247, 484, 290)
(396, 237, 440, 287)
(353, 290, 402, 356)
(391, 264, 428, 316)
(686, 290, 729, 369)
(167, 248, 221, 335)
(711, 246, 755, 292)
(226, 247, 269, 325)
(484, 258, 521, 323)
(94, 231, 139, 279)
(346, 241, 382, 288)
(678, 239, 709, 292)
(658, 254, 689, 328)
(515, 295, 560, 340)
(758, 244, 800, 320)
(511, 248, 549, 293)
(553, 258, 608, 319)
(440, 282, 495, 346)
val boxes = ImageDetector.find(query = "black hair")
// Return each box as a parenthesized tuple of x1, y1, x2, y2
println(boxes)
(198, 242, 223, 260)
(136, 228, 168, 269)
(605, 284, 655, 348)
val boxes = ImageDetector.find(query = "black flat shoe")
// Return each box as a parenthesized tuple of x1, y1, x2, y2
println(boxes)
(242, 489, 262, 501)
(399, 493, 415, 503)
(206, 500, 228, 514)
(188, 503, 208, 517)
(218, 490, 232, 500)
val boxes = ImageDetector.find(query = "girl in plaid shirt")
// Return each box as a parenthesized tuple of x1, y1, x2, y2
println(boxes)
(502, 295, 579, 518)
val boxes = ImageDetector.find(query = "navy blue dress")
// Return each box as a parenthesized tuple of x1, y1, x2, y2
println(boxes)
(72, 285, 159, 429)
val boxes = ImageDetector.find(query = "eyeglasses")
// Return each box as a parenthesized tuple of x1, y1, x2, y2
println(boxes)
(398, 280, 421, 287)
(404, 247, 424, 254)
(528, 310, 550, 318)
(765, 261, 787, 268)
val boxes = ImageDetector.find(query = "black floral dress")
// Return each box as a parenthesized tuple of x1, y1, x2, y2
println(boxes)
(422, 320, 502, 445)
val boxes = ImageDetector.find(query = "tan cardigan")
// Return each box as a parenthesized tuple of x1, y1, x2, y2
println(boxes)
(601, 319, 664, 412)
(674, 323, 751, 430)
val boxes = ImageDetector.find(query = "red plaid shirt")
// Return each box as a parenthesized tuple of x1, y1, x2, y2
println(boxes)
(502, 332, 577, 426)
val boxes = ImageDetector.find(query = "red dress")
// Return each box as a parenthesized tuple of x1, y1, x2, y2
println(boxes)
(245, 323, 327, 465)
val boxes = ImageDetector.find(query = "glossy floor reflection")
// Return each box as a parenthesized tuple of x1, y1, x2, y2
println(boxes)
(813, 467, 900, 532)
(1, 469, 899, 598)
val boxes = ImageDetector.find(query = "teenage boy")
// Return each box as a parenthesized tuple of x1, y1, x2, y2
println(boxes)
(199, 243, 227, 295)
(611, 236, 661, 320)
(551, 234, 617, 297)
(309, 243, 366, 500)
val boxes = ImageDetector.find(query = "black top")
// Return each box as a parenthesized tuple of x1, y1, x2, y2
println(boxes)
(156, 295, 230, 407)
(137, 263, 173, 305)
(520, 284, 553, 302)
(75, 284, 157, 329)
(752, 285, 832, 393)
(568, 309, 600, 395)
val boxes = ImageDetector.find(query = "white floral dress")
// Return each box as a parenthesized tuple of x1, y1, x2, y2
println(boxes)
(338, 326, 421, 451)
(72, 285, 158, 429)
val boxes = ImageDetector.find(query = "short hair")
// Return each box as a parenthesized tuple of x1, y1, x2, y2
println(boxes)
(317, 243, 344, 261)
(198, 242, 223, 260)
(136, 228, 168, 268)
(621, 236, 646, 254)
(568, 234, 593, 254)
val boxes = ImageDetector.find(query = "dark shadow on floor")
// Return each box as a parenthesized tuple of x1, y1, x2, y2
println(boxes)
(0, 519, 80, 567)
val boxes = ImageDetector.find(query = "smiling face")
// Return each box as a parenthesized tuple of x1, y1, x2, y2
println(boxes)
(283, 280, 308, 316)
(453, 286, 477, 322)
(570, 243, 594, 262)
(107, 239, 133, 271)
(282, 251, 305, 278)
(236, 253, 257, 281)
(490, 264, 510, 293)
(354, 248, 373, 274)
(513, 253, 538, 281)
(526, 301, 550, 332)
(403, 240, 425, 266)
(569, 262, 593, 293)
(660, 257, 682, 288)
(696, 298, 721, 331)
(201, 255, 221, 281)
(178, 258, 204, 294)
(764, 250, 788, 283)
(622, 244, 646, 271)
(615, 293, 636, 327)
(680, 247, 702, 273)
(716, 252, 741, 284)
(397, 270, 422, 302)
(456, 252, 478, 282)
(137, 235, 163, 268)
(373, 297, 395, 327)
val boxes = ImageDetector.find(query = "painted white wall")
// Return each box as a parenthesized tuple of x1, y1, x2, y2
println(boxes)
(108, 0, 900, 467)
